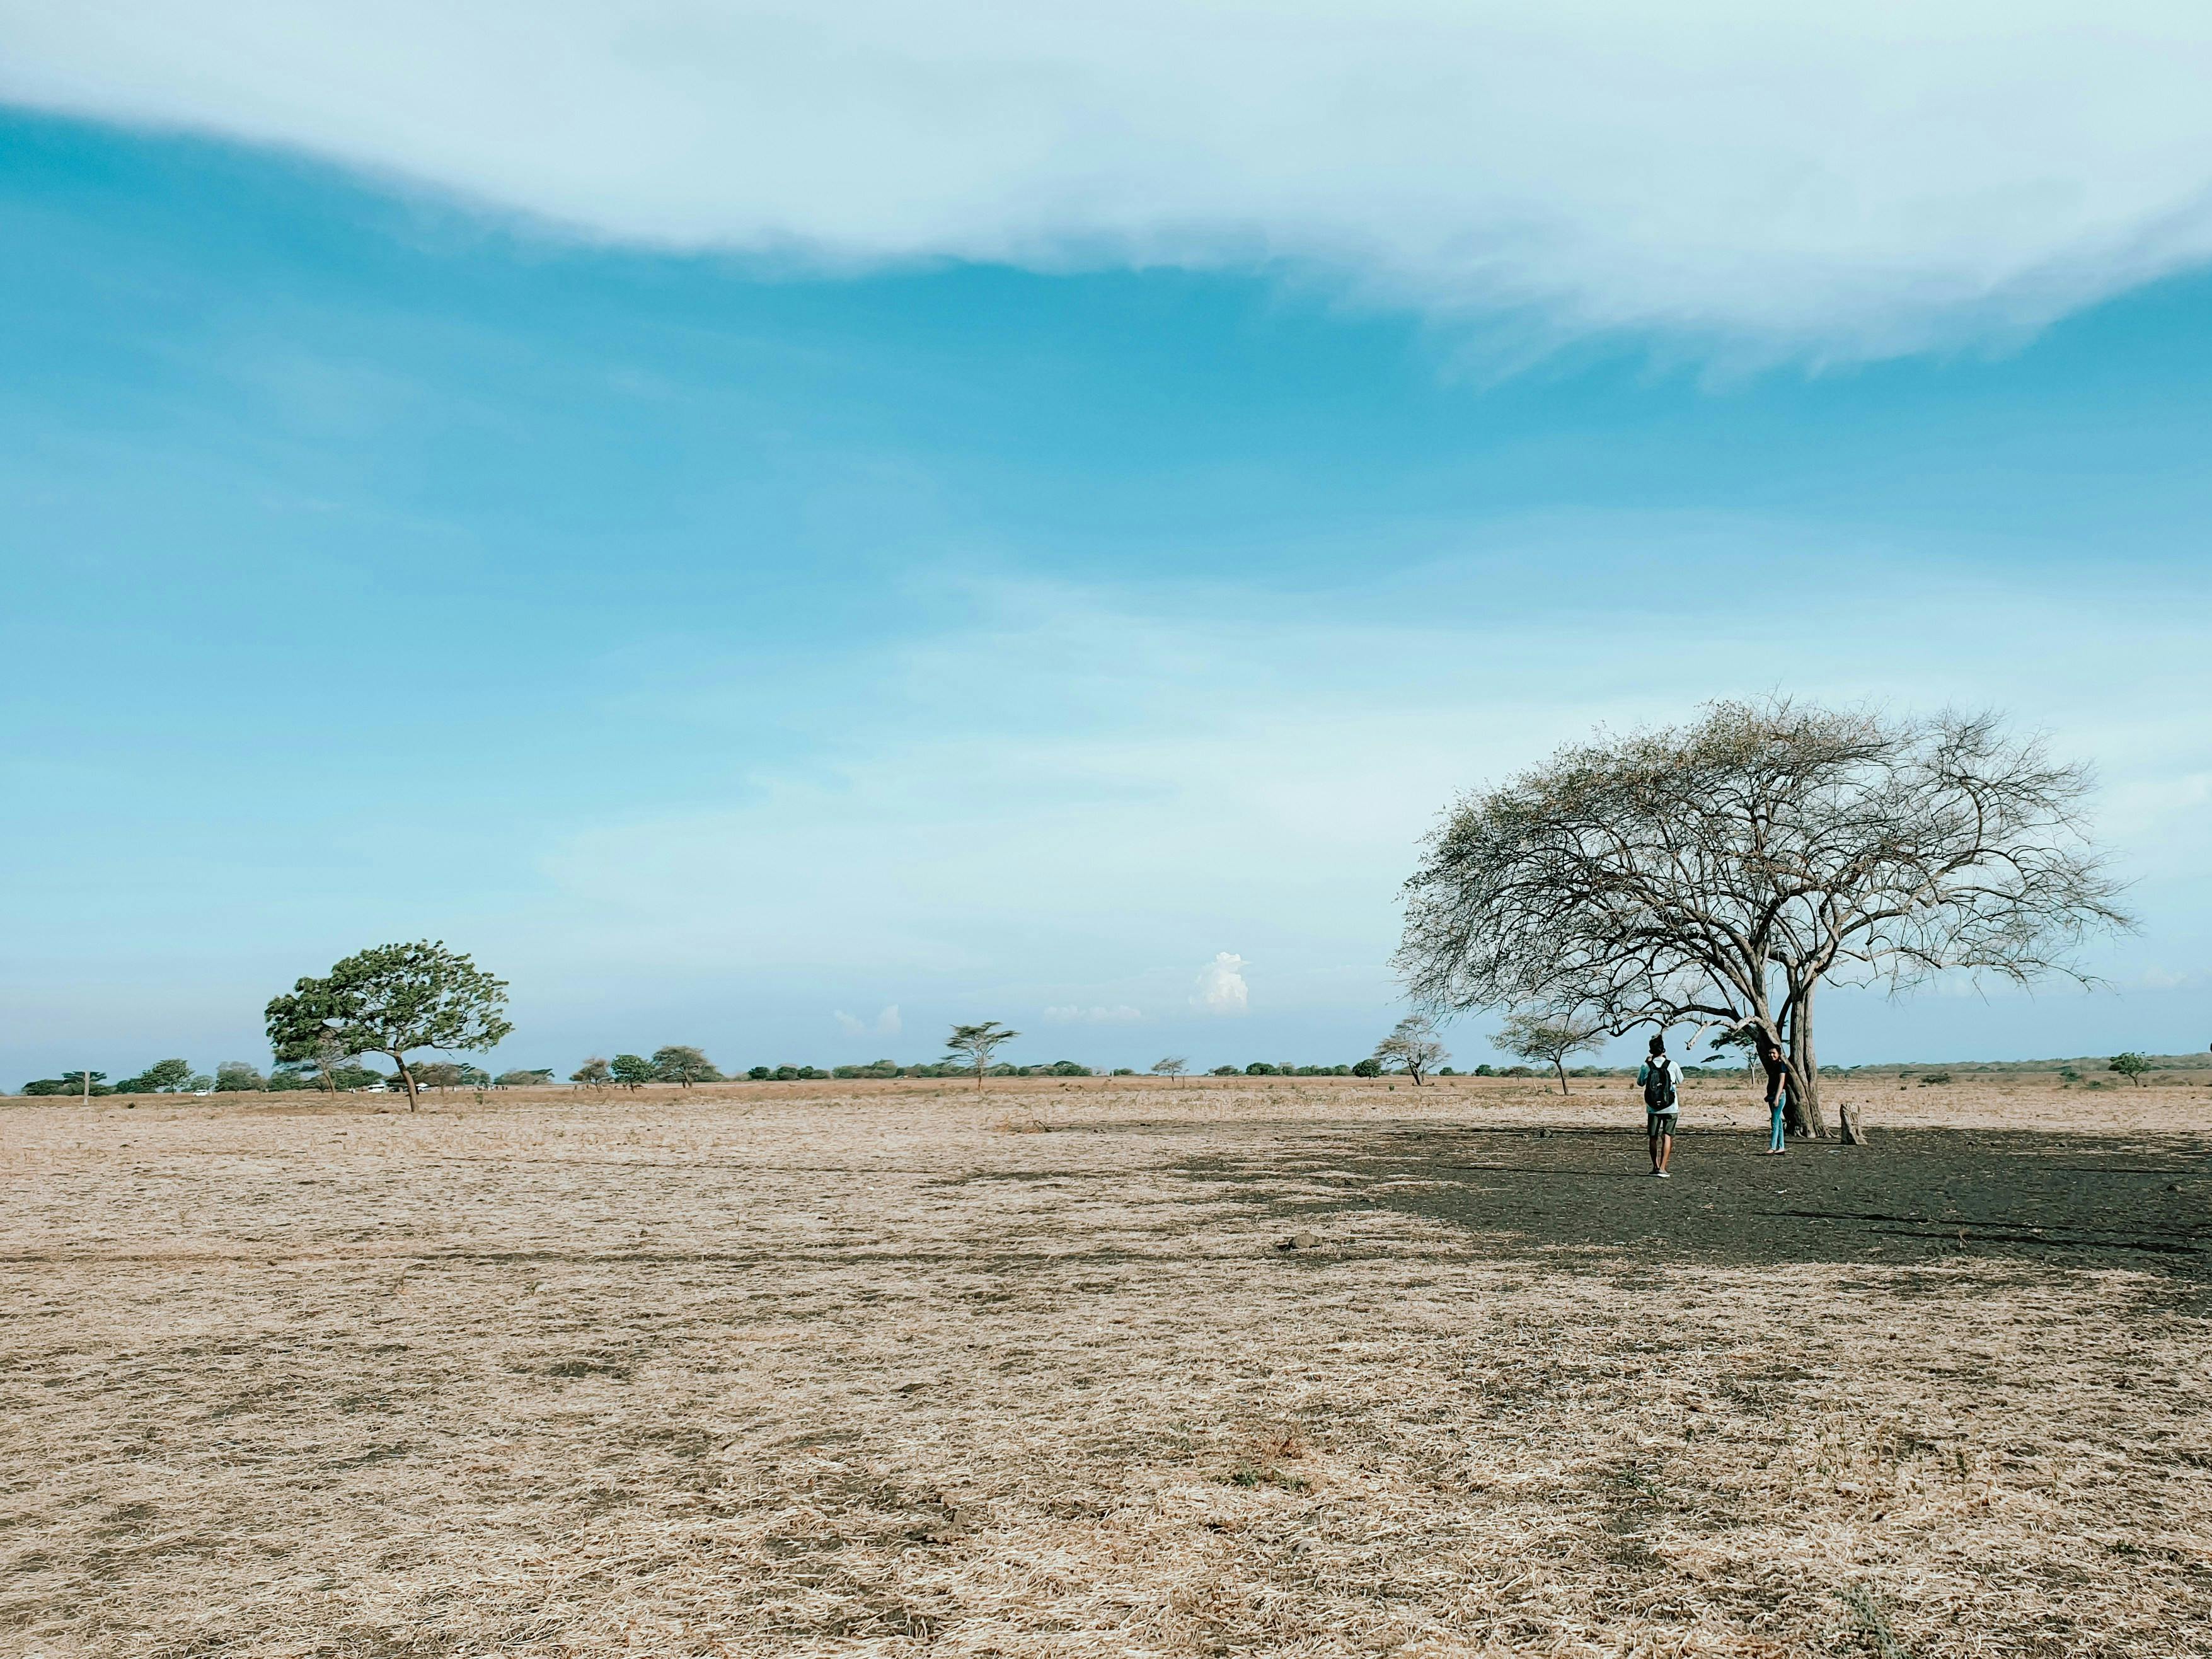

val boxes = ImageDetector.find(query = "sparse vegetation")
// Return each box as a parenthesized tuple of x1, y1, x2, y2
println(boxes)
(0, 1072, 2201, 1656)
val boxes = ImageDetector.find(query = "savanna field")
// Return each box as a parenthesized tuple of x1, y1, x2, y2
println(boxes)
(3, 1075, 2207, 1658)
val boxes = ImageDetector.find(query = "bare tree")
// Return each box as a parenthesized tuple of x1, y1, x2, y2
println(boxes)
(1398, 700, 2129, 1142)
(1371, 1013, 1447, 1086)
(1494, 1010, 1606, 1095)
(1150, 1056, 1189, 1085)
(944, 1022, 1019, 1091)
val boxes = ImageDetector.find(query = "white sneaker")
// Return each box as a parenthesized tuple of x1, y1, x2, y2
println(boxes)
(1654, 1169, 1669, 1178)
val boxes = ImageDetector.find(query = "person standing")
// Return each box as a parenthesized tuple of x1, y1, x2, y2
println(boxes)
(1755, 1029, 1790, 1153)
(1636, 1034, 1681, 1177)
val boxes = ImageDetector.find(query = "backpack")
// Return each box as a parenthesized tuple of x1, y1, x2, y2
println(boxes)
(1642, 1056, 1678, 1111)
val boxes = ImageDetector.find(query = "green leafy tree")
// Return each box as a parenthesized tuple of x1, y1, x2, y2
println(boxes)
(265, 940, 512, 1113)
(214, 1061, 266, 1092)
(1492, 1011, 1607, 1096)
(570, 1056, 613, 1090)
(609, 1053, 655, 1090)
(23, 1073, 110, 1097)
(2109, 1052, 2152, 1087)
(943, 1022, 1019, 1091)
(115, 1058, 194, 1094)
(652, 1044, 722, 1086)
(495, 1068, 555, 1087)
(1151, 1056, 1189, 1085)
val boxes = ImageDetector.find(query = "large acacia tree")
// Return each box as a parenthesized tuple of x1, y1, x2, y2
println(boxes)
(266, 940, 512, 1112)
(1397, 701, 2129, 1141)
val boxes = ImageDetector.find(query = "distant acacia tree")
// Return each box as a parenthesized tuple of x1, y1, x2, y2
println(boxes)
(944, 1022, 1019, 1091)
(1493, 1011, 1606, 1096)
(1371, 1013, 1447, 1086)
(265, 940, 512, 1113)
(115, 1058, 193, 1094)
(570, 1057, 613, 1090)
(1151, 1056, 1189, 1085)
(214, 1061, 267, 1093)
(609, 1053, 654, 1090)
(652, 1044, 722, 1087)
(495, 1068, 555, 1087)
(2109, 1052, 2151, 1088)
(301, 1031, 360, 1095)
(1398, 701, 2130, 1143)
(412, 1061, 466, 1090)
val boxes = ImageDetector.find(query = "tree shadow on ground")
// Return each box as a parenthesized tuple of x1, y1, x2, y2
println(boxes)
(1177, 1121, 2211, 1285)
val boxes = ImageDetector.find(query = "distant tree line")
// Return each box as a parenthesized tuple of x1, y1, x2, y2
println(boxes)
(17, 928, 2189, 1101)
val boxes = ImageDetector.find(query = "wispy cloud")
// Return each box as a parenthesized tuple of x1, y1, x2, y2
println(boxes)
(833, 1005, 902, 1038)
(1043, 1003, 1143, 1024)
(10, 4, 2212, 357)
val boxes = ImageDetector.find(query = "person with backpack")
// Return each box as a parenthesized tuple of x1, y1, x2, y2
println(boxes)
(1636, 1034, 1681, 1177)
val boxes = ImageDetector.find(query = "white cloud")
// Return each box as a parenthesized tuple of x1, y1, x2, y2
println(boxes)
(10, 4, 2212, 356)
(833, 1004, 901, 1038)
(1043, 1003, 1143, 1024)
(1192, 952, 1250, 1017)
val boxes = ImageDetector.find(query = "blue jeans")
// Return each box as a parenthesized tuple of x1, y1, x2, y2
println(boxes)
(1769, 1096, 1788, 1151)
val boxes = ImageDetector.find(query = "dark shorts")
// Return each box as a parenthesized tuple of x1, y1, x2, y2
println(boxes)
(1646, 1111, 1679, 1135)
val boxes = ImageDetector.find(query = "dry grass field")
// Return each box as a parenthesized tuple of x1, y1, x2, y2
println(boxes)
(3, 1075, 2208, 1658)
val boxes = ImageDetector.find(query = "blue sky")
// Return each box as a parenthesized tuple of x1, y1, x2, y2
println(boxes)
(3, 10, 2209, 1082)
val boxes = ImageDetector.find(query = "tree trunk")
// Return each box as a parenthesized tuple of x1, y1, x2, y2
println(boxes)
(1837, 1097, 1865, 1145)
(391, 1053, 420, 1112)
(1783, 980, 1828, 1138)
(1553, 1060, 1569, 1095)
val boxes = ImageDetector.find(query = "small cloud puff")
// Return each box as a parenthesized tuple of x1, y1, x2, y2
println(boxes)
(1192, 952, 1248, 1016)
(834, 1005, 902, 1038)
(1043, 1004, 1143, 1024)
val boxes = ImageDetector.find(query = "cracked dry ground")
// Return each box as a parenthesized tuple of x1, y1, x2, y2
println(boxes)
(1, 1079, 2208, 1657)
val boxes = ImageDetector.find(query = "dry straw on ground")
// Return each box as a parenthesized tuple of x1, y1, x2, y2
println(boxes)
(2, 1075, 2206, 1656)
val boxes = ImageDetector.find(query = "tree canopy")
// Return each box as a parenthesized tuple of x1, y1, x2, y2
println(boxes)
(652, 1044, 722, 1086)
(115, 1058, 194, 1094)
(1399, 700, 2129, 1139)
(1492, 1011, 1605, 1095)
(944, 1022, 1019, 1090)
(1371, 1013, 1447, 1085)
(265, 940, 512, 1113)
